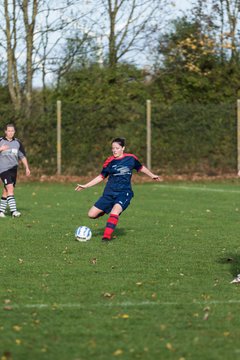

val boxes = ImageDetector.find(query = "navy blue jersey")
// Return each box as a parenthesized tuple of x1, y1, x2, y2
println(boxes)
(100, 153, 143, 194)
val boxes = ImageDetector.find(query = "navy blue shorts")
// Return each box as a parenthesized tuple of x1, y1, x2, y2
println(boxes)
(0, 167, 18, 187)
(94, 191, 133, 214)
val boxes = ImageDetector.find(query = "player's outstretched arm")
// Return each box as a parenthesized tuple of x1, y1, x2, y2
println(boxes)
(75, 174, 104, 191)
(21, 157, 31, 176)
(140, 165, 162, 181)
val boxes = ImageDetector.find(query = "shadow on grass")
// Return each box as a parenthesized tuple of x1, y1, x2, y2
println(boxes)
(93, 227, 126, 238)
(217, 254, 240, 277)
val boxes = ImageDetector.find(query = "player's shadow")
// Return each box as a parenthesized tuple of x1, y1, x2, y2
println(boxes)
(217, 254, 240, 277)
(93, 227, 126, 238)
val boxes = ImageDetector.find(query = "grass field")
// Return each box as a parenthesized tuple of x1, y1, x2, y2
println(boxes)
(1, 181, 240, 360)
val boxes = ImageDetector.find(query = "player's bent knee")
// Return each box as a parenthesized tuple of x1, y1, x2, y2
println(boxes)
(88, 205, 103, 219)
(88, 210, 97, 219)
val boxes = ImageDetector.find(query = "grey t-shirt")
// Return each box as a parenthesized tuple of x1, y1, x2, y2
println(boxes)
(0, 137, 26, 174)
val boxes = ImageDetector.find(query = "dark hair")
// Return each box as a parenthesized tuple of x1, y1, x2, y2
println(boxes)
(111, 137, 126, 147)
(4, 123, 16, 131)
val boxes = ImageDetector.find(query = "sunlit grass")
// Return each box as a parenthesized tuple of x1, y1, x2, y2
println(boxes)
(1, 181, 240, 359)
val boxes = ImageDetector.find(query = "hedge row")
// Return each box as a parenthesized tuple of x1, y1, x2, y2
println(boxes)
(0, 101, 237, 175)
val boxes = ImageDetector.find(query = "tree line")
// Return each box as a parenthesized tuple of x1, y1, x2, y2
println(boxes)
(0, 0, 239, 175)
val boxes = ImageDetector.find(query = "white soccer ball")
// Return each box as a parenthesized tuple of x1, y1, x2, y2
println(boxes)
(75, 226, 92, 242)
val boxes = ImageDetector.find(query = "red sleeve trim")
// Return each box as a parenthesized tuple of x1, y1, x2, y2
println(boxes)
(103, 155, 115, 168)
(102, 153, 140, 166)
(124, 153, 139, 161)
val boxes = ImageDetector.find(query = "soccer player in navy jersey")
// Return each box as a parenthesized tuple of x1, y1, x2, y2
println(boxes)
(0, 124, 30, 217)
(75, 137, 161, 241)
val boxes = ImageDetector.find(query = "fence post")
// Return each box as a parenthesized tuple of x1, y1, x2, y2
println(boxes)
(57, 100, 62, 175)
(238, 100, 240, 176)
(146, 99, 151, 170)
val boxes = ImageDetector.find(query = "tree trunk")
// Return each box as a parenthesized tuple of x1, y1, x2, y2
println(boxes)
(108, 1, 117, 68)
(22, 0, 38, 117)
(225, 0, 239, 62)
(4, 0, 22, 111)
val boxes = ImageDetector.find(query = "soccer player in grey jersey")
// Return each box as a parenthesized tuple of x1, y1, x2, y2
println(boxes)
(0, 124, 30, 217)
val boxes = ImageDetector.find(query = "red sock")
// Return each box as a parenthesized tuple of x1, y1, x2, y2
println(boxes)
(103, 214, 119, 239)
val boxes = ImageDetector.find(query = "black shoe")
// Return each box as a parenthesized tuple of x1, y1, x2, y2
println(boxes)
(102, 237, 111, 242)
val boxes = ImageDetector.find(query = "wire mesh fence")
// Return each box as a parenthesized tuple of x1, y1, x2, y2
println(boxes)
(0, 101, 237, 175)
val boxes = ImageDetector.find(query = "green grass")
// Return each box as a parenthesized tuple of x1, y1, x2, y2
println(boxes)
(1, 181, 240, 359)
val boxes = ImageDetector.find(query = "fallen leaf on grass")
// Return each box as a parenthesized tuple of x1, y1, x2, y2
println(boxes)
(13, 325, 21, 332)
(203, 313, 209, 321)
(90, 258, 97, 265)
(193, 313, 199, 317)
(15, 339, 22, 345)
(112, 313, 129, 319)
(103, 292, 115, 300)
(1, 351, 12, 360)
(119, 314, 129, 319)
(3, 306, 12, 311)
(166, 342, 174, 351)
(113, 349, 123, 356)
(62, 247, 68, 254)
(203, 306, 210, 321)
